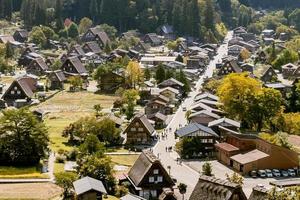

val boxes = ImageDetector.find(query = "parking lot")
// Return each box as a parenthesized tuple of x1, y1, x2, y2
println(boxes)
(184, 160, 298, 197)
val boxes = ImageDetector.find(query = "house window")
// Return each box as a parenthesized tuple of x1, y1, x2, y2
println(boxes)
(149, 176, 154, 183)
(138, 127, 144, 132)
(130, 127, 136, 131)
(14, 86, 17, 90)
(17, 90, 21, 95)
(11, 90, 15, 94)
(157, 176, 163, 182)
(150, 190, 157, 197)
(153, 169, 159, 174)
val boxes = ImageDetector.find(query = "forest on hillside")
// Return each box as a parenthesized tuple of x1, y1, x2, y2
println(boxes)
(0, 0, 299, 42)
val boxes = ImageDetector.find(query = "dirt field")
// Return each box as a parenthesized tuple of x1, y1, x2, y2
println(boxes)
(0, 183, 62, 199)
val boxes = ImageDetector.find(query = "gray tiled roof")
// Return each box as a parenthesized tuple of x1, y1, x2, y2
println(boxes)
(208, 118, 240, 128)
(73, 176, 107, 195)
(175, 123, 218, 138)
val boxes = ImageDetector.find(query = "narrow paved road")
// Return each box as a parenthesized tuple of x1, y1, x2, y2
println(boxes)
(153, 31, 233, 199)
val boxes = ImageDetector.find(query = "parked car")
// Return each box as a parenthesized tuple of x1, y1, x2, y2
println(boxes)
(258, 170, 266, 178)
(288, 169, 296, 177)
(281, 170, 289, 177)
(250, 170, 257, 178)
(182, 107, 187, 111)
(272, 169, 281, 177)
(265, 169, 273, 178)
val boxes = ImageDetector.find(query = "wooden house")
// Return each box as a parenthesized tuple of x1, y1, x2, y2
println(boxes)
(143, 33, 163, 46)
(190, 175, 247, 200)
(68, 45, 85, 57)
(145, 100, 173, 116)
(13, 29, 29, 43)
(127, 150, 174, 199)
(189, 110, 221, 126)
(82, 41, 102, 54)
(27, 58, 49, 76)
(158, 78, 184, 92)
(2, 76, 37, 107)
(217, 60, 242, 76)
(99, 69, 125, 93)
(175, 123, 219, 157)
(61, 56, 88, 77)
(73, 176, 107, 200)
(147, 112, 167, 129)
(0, 35, 15, 44)
(281, 63, 299, 79)
(259, 66, 277, 83)
(124, 114, 156, 145)
(208, 117, 240, 134)
(48, 70, 66, 90)
(81, 28, 111, 48)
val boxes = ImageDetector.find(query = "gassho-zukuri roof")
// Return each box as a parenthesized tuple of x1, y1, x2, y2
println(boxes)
(127, 150, 174, 188)
(124, 113, 155, 135)
(190, 175, 247, 200)
(73, 176, 107, 195)
(208, 117, 241, 128)
(175, 123, 218, 138)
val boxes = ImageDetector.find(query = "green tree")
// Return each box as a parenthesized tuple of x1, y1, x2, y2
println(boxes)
(55, 172, 78, 198)
(29, 27, 47, 47)
(94, 104, 103, 117)
(55, 0, 63, 30)
(77, 154, 115, 193)
(79, 134, 105, 156)
(0, 108, 49, 166)
(122, 89, 139, 120)
(289, 9, 300, 32)
(155, 64, 166, 84)
(144, 68, 151, 80)
(5, 42, 14, 59)
(272, 49, 299, 69)
(79, 17, 93, 34)
(68, 22, 79, 38)
(202, 162, 213, 176)
(68, 76, 83, 91)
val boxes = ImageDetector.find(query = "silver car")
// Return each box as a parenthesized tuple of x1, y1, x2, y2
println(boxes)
(288, 169, 296, 177)
(272, 169, 281, 177)
(265, 169, 273, 178)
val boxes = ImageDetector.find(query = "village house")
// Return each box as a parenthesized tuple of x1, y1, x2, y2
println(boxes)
(175, 123, 219, 157)
(228, 45, 245, 57)
(233, 26, 247, 36)
(140, 56, 176, 67)
(159, 87, 180, 103)
(147, 112, 168, 129)
(240, 63, 254, 73)
(2, 75, 37, 107)
(82, 41, 102, 54)
(73, 176, 107, 200)
(190, 175, 247, 200)
(26, 58, 49, 76)
(248, 186, 268, 200)
(81, 27, 111, 48)
(208, 117, 241, 134)
(262, 29, 275, 38)
(256, 50, 268, 63)
(194, 92, 219, 102)
(281, 63, 299, 79)
(215, 129, 299, 175)
(13, 29, 29, 43)
(133, 41, 151, 53)
(124, 114, 156, 145)
(98, 69, 125, 92)
(190, 102, 224, 116)
(239, 32, 256, 42)
(264, 82, 292, 96)
(254, 65, 277, 83)
(156, 24, 175, 40)
(217, 60, 242, 76)
(48, 70, 66, 90)
(157, 78, 184, 93)
(126, 150, 175, 199)
(189, 110, 221, 126)
(143, 33, 163, 46)
(186, 58, 206, 69)
(68, 45, 85, 58)
(145, 99, 173, 116)
(120, 193, 146, 200)
(61, 56, 88, 77)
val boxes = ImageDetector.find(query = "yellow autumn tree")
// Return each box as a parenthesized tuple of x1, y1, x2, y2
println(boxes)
(126, 61, 144, 88)
(240, 48, 251, 61)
